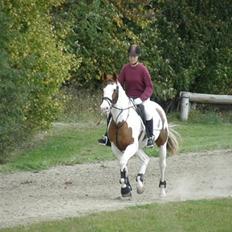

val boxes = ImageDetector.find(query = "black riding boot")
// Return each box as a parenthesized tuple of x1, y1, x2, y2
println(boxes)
(98, 114, 111, 146)
(146, 119, 154, 148)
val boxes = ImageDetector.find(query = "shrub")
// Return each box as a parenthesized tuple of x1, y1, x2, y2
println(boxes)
(0, 0, 79, 162)
(55, 0, 232, 100)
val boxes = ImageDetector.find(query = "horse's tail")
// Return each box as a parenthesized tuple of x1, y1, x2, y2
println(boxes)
(167, 124, 181, 155)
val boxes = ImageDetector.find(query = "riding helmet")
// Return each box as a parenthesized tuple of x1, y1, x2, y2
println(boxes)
(128, 44, 140, 56)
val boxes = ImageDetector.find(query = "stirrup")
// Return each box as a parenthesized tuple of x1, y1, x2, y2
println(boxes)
(146, 136, 154, 148)
(98, 136, 108, 145)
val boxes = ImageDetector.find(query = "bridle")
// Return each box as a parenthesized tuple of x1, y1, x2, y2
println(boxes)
(101, 83, 134, 125)
(102, 85, 119, 106)
(102, 84, 134, 110)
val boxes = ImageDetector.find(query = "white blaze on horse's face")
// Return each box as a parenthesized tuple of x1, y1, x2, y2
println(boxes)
(100, 83, 117, 114)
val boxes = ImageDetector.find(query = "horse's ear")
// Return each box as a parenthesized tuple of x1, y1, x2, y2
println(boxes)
(113, 73, 117, 81)
(102, 73, 107, 82)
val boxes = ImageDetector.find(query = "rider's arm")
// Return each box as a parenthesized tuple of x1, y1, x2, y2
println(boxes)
(140, 65, 153, 101)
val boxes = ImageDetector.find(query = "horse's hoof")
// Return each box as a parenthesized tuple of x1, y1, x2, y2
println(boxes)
(136, 174, 144, 194)
(121, 184, 132, 197)
(160, 189, 167, 198)
(136, 184, 144, 194)
(121, 191, 132, 198)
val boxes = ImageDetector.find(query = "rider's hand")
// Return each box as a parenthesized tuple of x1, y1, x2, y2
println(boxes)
(134, 98, 142, 105)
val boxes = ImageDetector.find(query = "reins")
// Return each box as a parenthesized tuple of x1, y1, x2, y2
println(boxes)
(102, 84, 135, 136)
(102, 86, 134, 111)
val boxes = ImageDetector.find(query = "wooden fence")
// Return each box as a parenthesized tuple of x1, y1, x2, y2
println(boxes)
(179, 91, 232, 121)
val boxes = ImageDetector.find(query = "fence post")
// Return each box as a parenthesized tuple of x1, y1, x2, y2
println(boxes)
(180, 92, 190, 121)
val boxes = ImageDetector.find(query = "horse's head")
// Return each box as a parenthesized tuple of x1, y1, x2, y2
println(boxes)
(100, 73, 119, 113)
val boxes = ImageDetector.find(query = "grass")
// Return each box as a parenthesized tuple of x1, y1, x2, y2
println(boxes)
(1, 104, 232, 231)
(0, 123, 111, 172)
(1, 88, 231, 173)
(175, 122, 232, 152)
(1, 198, 232, 232)
(0, 114, 232, 173)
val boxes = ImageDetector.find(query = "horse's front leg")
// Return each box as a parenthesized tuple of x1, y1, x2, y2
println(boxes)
(136, 149, 150, 194)
(159, 144, 167, 197)
(111, 143, 134, 197)
(119, 142, 139, 197)
(111, 143, 123, 160)
(120, 142, 138, 171)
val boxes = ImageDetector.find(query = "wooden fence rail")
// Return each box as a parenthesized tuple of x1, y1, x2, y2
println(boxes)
(179, 91, 232, 121)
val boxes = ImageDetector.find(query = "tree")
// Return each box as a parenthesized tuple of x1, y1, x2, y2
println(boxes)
(0, 0, 79, 161)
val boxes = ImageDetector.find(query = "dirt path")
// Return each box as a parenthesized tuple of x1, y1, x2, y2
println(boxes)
(1, 149, 232, 229)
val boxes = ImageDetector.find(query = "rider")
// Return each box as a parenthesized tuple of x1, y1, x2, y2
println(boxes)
(98, 44, 155, 147)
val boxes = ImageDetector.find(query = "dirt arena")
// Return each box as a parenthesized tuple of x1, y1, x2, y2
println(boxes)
(1, 149, 232, 229)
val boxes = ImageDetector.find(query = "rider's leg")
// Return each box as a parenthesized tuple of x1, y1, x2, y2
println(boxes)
(143, 99, 155, 147)
(98, 114, 111, 146)
(146, 119, 154, 147)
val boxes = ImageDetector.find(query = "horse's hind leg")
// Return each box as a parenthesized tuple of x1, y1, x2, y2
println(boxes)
(159, 143, 167, 197)
(136, 149, 150, 194)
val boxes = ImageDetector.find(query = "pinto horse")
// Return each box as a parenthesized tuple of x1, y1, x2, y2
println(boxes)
(100, 74, 179, 197)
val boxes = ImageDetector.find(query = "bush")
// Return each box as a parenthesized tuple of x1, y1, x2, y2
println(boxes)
(55, 0, 231, 100)
(152, 0, 232, 96)
(0, 0, 79, 162)
(0, 9, 27, 162)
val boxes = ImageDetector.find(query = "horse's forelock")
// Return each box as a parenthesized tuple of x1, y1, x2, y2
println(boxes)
(102, 74, 117, 86)
(103, 80, 117, 89)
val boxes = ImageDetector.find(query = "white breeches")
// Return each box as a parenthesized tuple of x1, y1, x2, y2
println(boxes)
(142, 98, 153, 121)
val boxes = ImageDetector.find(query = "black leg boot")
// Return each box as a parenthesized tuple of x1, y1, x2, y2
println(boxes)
(146, 119, 154, 148)
(98, 114, 111, 146)
(120, 169, 132, 197)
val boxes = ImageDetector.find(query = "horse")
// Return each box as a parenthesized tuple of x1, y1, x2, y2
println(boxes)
(100, 73, 179, 198)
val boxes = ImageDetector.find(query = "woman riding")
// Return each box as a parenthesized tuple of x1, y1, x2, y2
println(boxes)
(98, 44, 155, 147)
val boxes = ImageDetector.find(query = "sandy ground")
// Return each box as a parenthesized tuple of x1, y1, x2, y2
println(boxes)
(0, 149, 232, 229)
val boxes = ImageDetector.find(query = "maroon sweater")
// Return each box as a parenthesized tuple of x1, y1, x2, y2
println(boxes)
(118, 63, 153, 101)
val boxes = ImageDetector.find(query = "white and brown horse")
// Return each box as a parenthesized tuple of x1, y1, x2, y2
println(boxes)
(100, 74, 179, 197)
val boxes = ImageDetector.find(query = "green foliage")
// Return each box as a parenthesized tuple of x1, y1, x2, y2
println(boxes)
(58, 87, 102, 122)
(1, 0, 231, 162)
(54, 0, 156, 87)
(55, 0, 231, 98)
(0, 8, 27, 162)
(0, 0, 79, 162)
(150, 0, 232, 96)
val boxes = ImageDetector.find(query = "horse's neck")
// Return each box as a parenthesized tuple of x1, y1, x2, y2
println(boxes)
(117, 85, 129, 106)
(111, 86, 131, 123)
